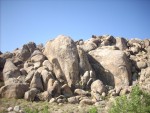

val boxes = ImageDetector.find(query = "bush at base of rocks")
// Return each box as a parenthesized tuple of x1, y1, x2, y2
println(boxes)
(109, 85, 150, 113)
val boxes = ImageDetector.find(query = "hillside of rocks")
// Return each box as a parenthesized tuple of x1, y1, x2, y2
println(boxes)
(0, 35, 150, 106)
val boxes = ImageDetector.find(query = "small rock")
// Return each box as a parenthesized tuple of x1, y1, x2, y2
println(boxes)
(74, 89, 89, 96)
(19, 110, 24, 113)
(68, 96, 79, 104)
(136, 61, 147, 70)
(49, 98, 56, 103)
(57, 98, 66, 103)
(14, 105, 21, 112)
(102, 92, 106, 97)
(80, 99, 95, 105)
(7, 107, 13, 111)
(111, 91, 117, 96)
(58, 103, 63, 106)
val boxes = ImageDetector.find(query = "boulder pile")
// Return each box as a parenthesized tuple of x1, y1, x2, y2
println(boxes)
(0, 35, 150, 105)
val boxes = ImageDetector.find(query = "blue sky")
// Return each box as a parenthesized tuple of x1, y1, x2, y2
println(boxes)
(0, 0, 150, 52)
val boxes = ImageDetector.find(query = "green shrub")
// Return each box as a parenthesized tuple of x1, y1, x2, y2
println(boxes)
(109, 85, 150, 113)
(88, 107, 98, 113)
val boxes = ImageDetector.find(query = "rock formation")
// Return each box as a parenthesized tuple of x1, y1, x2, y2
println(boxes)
(0, 34, 149, 105)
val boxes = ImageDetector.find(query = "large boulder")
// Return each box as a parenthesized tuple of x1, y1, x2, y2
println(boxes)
(25, 70, 35, 83)
(37, 91, 51, 101)
(42, 60, 53, 71)
(89, 48, 132, 89)
(30, 71, 43, 91)
(77, 46, 94, 75)
(47, 79, 61, 97)
(31, 50, 46, 63)
(24, 88, 40, 101)
(19, 42, 36, 61)
(3, 60, 21, 82)
(0, 83, 29, 98)
(44, 35, 79, 88)
(100, 35, 116, 46)
(91, 80, 105, 94)
(115, 37, 128, 50)
(61, 84, 73, 97)
(91, 80, 105, 101)
(79, 41, 97, 52)
(41, 69, 52, 90)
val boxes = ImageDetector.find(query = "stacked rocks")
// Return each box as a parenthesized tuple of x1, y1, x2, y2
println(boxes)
(0, 35, 149, 105)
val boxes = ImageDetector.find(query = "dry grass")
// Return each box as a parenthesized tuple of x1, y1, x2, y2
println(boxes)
(0, 98, 105, 113)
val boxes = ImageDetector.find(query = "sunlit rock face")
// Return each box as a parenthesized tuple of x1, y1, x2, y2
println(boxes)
(44, 35, 80, 88)
(89, 48, 132, 89)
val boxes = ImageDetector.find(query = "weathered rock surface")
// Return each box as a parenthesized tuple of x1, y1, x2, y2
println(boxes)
(19, 42, 36, 61)
(91, 80, 105, 94)
(91, 80, 105, 101)
(0, 83, 29, 98)
(139, 67, 150, 94)
(116, 37, 128, 50)
(24, 88, 39, 101)
(77, 47, 94, 75)
(80, 99, 94, 105)
(3, 60, 21, 82)
(44, 35, 79, 88)
(37, 91, 51, 101)
(42, 60, 53, 71)
(61, 84, 73, 97)
(0, 34, 149, 105)
(67, 96, 79, 104)
(30, 71, 43, 91)
(89, 48, 132, 90)
(74, 89, 89, 96)
(47, 79, 60, 97)
(31, 50, 46, 63)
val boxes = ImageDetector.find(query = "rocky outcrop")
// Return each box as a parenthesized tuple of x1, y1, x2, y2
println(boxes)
(0, 34, 149, 104)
